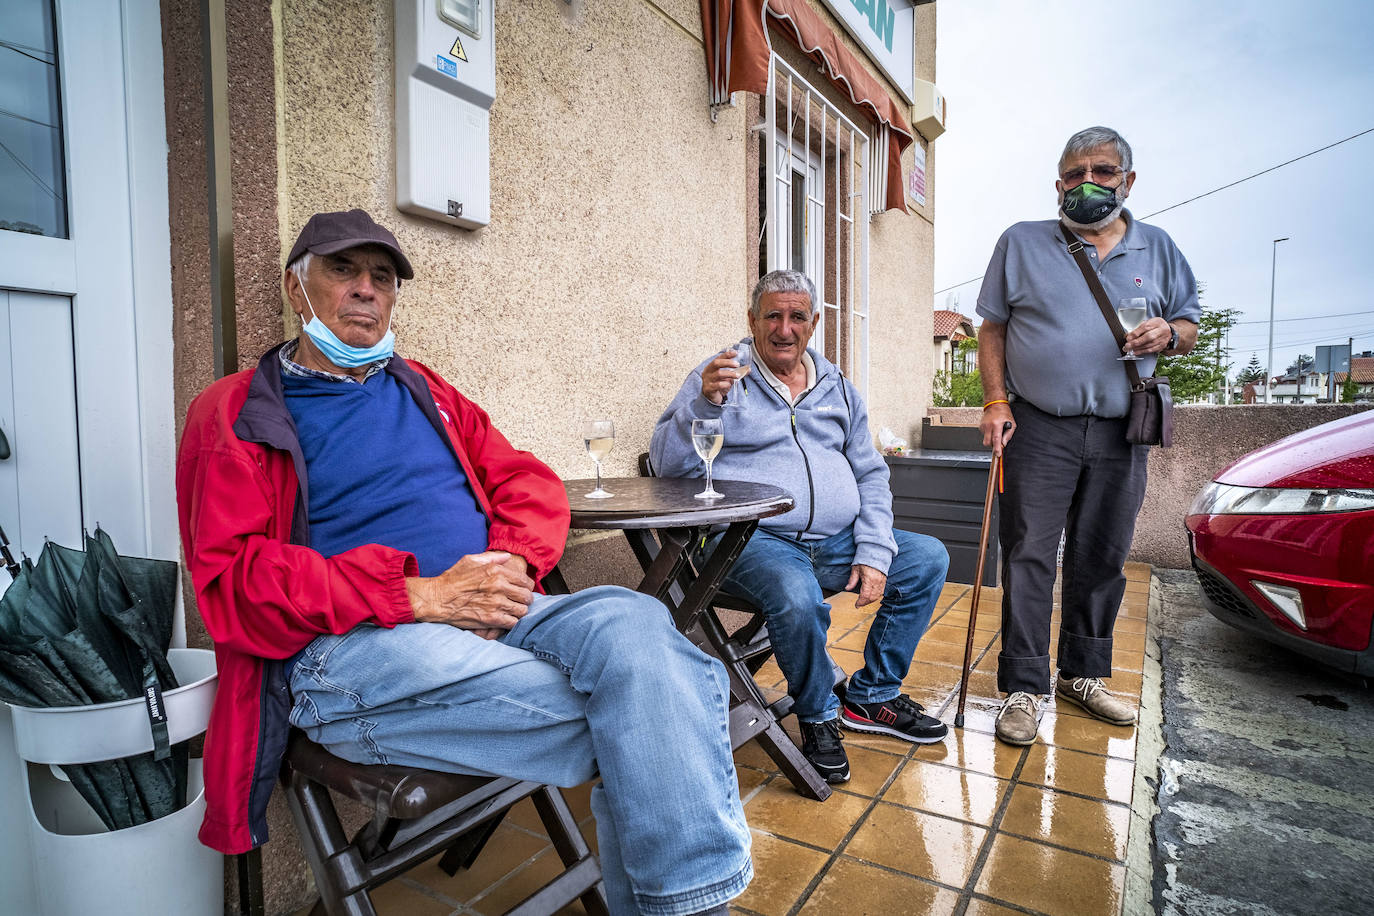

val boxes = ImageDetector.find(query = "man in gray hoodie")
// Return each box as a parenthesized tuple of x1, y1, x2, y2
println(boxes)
(651, 270, 950, 784)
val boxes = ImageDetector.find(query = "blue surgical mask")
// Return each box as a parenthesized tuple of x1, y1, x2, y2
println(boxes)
(298, 285, 395, 369)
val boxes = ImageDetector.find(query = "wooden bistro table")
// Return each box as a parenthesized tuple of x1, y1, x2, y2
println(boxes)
(560, 476, 833, 801)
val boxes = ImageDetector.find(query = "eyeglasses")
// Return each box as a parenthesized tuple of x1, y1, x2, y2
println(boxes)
(1060, 165, 1125, 185)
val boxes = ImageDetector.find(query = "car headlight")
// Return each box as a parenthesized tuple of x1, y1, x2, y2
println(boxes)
(1189, 481, 1374, 516)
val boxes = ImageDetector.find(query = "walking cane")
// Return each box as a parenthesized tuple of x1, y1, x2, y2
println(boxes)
(955, 422, 1011, 729)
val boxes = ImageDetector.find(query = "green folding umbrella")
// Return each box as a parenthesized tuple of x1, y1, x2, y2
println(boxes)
(0, 527, 185, 830)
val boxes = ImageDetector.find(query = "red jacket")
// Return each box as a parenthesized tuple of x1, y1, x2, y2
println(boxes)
(176, 346, 570, 853)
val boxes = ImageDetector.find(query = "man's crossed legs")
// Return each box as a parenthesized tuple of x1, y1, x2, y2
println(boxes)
(290, 586, 751, 916)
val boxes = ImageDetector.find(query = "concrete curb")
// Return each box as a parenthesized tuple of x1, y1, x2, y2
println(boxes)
(1123, 571, 1166, 915)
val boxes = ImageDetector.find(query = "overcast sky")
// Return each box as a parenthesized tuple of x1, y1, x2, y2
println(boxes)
(934, 0, 1374, 384)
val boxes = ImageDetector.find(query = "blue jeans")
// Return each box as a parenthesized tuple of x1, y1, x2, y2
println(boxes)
(706, 526, 949, 723)
(289, 586, 752, 916)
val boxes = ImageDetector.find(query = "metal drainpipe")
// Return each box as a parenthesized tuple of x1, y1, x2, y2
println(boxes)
(202, 0, 237, 378)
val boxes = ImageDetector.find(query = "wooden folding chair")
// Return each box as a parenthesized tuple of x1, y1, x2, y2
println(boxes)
(635, 453, 844, 801)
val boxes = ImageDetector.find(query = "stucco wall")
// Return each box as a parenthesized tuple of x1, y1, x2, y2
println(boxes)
(271, 0, 936, 474)
(927, 404, 1374, 570)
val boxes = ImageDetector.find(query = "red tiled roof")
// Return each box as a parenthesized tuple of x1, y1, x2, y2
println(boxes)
(1335, 357, 1374, 384)
(934, 310, 975, 340)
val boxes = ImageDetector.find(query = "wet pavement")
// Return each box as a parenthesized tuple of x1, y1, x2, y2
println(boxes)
(1149, 569, 1374, 916)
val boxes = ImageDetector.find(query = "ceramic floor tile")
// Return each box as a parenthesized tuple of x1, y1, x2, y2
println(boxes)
(1039, 713, 1137, 760)
(407, 827, 549, 903)
(731, 831, 831, 916)
(903, 660, 969, 695)
(467, 848, 590, 916)
(831, 627, 871, 653)
(733, 739, 783, 776)
(1113, 631, 1147, 654)
(964, 898, 1030, 916)
(883, 759, 1008, 825)
(829, 647, 868, 676)
(799, 857, 960, 914)
(1019, 743, 1135, 804)
(840, 744, 906, 798)
(1111, 646, 1145, 673)
(974, 834, 1125, 916)
(753, 659, 785, 689)
(911, 725, 1023, 779)
(363, 879, 458, 916)
(922, 623, 998, 648)
(744, 782, 872, 848)
(845, 803, 988, 887)
(938, 607, 1003, 629)
(737, 764, 771, 800)
(948, 699, 1003, 737)
(1112, 615, 1148, 635)
(999, 783, 1131, 861)
(912, 637, 980, 668)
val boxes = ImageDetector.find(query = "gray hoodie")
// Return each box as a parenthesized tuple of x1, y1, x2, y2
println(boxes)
(650, 344, 898, 574)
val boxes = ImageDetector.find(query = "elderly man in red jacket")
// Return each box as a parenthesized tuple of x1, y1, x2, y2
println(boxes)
(176, 209, 751, 916)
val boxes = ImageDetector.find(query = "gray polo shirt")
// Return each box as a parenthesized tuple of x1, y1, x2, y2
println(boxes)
(975, 211, 1199, 418)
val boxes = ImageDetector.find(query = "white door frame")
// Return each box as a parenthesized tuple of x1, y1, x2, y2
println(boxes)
(0, 0, 176, 565)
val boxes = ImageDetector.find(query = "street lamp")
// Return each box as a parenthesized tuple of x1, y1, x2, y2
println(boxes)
(1265, 237, 1289, 404)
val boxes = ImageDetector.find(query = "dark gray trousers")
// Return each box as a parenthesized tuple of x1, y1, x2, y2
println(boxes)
(996, 400, 1149, 695)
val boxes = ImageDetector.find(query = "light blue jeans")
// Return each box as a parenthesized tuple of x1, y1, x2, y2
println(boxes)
(289, 586, 752, 915)
(706, 526, 949, 723)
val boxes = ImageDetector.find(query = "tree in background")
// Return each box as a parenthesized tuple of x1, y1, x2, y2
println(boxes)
(932, 338, 983, 407)
(1342, 375, 1359, 403)
(1157, 303, 1242, 402)
(1236, 355, 1266, 384)
(1285, 354, 1316, 375)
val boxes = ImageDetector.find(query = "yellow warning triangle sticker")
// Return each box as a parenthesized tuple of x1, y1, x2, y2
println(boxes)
(450, 36, 468, 62)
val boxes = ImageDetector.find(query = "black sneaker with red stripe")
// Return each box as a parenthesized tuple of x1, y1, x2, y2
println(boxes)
(840, 694, 948, 744)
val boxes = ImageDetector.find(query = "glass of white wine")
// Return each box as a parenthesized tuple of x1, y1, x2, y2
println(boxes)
(582, 419, 615, 499)
(1117, 297, 1149, 361)
(691, 417, 724, 499)
(722, 341, 752, 406)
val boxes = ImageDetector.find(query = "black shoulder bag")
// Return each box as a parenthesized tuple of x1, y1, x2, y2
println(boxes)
(1059, 223, 1174, 447)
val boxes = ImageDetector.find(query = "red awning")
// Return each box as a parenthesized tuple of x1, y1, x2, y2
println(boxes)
(700, 0, 915, 212)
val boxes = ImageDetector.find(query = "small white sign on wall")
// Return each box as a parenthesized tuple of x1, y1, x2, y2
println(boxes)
(908, 143, 926, 208)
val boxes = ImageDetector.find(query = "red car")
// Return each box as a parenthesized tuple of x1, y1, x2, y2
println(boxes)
(1186, 410, 1374, 675)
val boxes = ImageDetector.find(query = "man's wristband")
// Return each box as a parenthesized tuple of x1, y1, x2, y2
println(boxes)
(983, 399, 1009, 410)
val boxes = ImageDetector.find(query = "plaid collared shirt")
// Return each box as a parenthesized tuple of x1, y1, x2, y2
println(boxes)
(279, 338, 390, 384)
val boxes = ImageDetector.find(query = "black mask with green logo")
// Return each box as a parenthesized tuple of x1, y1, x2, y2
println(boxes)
(1060, 180, 1122, 225)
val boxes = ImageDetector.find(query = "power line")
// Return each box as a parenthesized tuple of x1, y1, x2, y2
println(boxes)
(1232, 308, 1374, 326)
(934, 126, 1374, 296)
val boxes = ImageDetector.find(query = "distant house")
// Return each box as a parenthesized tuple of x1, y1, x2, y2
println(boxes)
(934, 310, 977, 374)
(1334, 356, 1374, 401)
(1267, 368, 1325, 404)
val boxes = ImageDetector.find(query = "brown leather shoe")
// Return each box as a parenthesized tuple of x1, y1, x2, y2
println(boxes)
(1056, 675, 1137, 726)
(994, 692, 1042, 746)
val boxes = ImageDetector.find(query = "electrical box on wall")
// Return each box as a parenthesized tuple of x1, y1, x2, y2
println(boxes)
(910, 79, 946, 142)
(395, 0, 496, 230)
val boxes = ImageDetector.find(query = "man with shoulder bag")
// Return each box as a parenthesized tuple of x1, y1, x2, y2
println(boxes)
(975, 126, 1199, 746)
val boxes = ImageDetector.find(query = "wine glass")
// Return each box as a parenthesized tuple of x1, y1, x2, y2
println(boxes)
(722, 341, 752, 406)
(1117, 297, 1148, 361)
(691, 418, 724, 499)
(582, 419, 615, 498)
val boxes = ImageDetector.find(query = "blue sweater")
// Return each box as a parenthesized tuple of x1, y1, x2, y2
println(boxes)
(283, 370, 488, 576)
(649, 344, 897, 574)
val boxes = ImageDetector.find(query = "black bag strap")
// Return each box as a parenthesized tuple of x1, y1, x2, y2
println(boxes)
(1059, 222, 1144, 391)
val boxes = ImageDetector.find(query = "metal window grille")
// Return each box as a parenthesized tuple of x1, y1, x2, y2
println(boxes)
(762, 55, 870, 397)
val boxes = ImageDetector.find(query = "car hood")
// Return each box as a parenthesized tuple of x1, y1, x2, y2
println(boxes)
(1215, 410, 1374, 489)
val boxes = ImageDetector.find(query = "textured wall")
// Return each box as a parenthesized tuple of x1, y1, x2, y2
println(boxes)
(927, 405, 1374, 570)
(274, 0, 936, 475)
